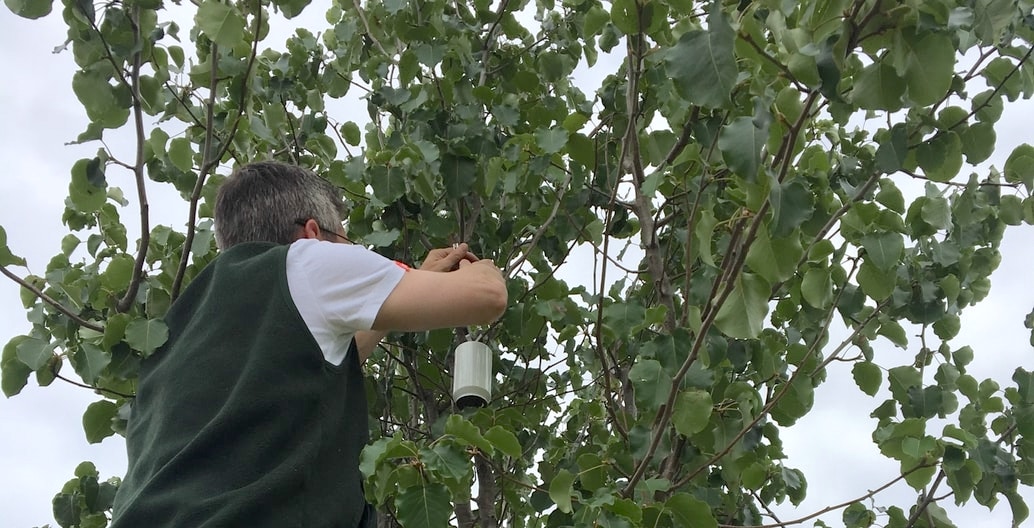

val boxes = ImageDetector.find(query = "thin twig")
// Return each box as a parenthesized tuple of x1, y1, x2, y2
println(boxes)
(717, 465, 930, 528)
(0, 266, 104, 332)
(352, 0, 390, 57)
(504, 172, 573, 276)
(55, 372, 134, 399)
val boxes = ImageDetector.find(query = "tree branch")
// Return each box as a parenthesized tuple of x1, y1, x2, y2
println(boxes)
(904, 470, 947, 528)
(172, 2, 260, 299)
(475, 453, 499, 528)
(478, 0, 510, 87)
(116, 5, 150, 313)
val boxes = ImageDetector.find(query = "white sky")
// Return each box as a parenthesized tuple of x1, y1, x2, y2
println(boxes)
(1, 3, 1033, 527)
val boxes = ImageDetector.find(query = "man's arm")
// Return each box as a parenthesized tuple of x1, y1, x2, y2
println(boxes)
(354, 330, 389, 363)
(371, 258, 507, 332)
(356, 244, 505, 361)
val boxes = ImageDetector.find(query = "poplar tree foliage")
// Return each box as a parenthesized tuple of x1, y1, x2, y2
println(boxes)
(4, 0, 1034, 525)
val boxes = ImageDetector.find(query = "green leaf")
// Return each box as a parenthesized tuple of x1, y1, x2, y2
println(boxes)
(2, 336, 32, 397)
(629, 359, 673, 411)
(484, 425, 521, 458)
(771, 376, 815, 425)
(71, 70, 128, 128)
(744, 228, 803, 284)
(610, 0, 639, 35)
(843, 502, 876, 528)
(933, 314, 961, 340)
(801, 268, 833, 308)
(0, 226, 26, 266)
(369, 166, 406, 203)
(769, 180, 815, 237)
(53, 492, 80, 527)
(878, 319, 908, 348)
(694, 209, 718, 267)
(852, 362, 882, 396)
(852, 62, 905, 111)
(441, 155, 476, 200)
(856, 260, 896, 300)
(576, 453, 606, 491)
(920, 196, 951, 230)
(4, 0, 53, 19)
(548, 469, 575, 514)
(714, 273, 770, 339)
(860, 232, 904, 271)
(961, 122, 996, 164)
(421, 444, 469, 484)
(718, 117, 767, 181)
(168, 138, 194, 172)
(875, 125, 908, 173)
(341, 122, 361, 146)
(1005, 144, 1034, 190)
(69, 158, 107, 213)
(562, 113, 589, 133)
(916, 132, 963, 183)
(1006, 490, 1030, 527)
(124, 318, 168, 357)
(583, 4, 609, 36)
(664, 8, 736, 108)
(73, 344, 110, 385)
(672, 389, 713, 436)
(973, 89, 1004, 123)
(902, 32, 955, 106)
(606, 498, 643, 523)
(394, 483, 451, 528)
(83, 400, 117, 443)
(535, 128, 568, 155)
(196, 0, 246, 49)
(887, 366, 922, 404)
(666, 492, 717, 528)
(271, 0, 312, 18)
(307, 134, 338, 161)
(444, 414, 493, 453)
(16, 337, 53, 371)
(100, 254, 135, 291)
(1000, 194, 1024, 225)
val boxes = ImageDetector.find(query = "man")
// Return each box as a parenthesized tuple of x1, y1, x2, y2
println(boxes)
(110, 161, 508, 527)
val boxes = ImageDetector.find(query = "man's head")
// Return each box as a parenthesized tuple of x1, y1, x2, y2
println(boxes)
(214, 161, 345, 249)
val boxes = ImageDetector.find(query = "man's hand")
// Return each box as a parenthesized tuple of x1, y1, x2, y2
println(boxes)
(420, 243, 479, 272)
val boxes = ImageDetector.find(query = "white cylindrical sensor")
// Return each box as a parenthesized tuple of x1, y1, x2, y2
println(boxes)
(452, 340, 492, 408)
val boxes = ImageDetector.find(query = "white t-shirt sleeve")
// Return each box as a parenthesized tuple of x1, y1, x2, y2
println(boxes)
(286, 239, 406, 365)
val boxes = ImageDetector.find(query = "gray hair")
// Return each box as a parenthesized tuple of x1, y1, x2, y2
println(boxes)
(214, 161, 344, 249)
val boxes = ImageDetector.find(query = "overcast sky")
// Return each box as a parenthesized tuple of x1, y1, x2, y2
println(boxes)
(1, 3, 1033, 528)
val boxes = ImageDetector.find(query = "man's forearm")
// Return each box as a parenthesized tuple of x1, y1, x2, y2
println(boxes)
(355, 330, 389, 363)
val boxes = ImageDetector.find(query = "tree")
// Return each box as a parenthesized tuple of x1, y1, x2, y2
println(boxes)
(3, 0, 1034, 526)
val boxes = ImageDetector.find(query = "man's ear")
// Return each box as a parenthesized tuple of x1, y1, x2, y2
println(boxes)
(297, 219, 322, 240)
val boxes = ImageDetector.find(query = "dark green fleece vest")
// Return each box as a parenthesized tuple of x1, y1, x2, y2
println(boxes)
(112, 243, 374, 528)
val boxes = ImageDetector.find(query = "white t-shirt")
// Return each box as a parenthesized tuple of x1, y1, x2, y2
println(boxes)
(285, 239, 406, 365)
